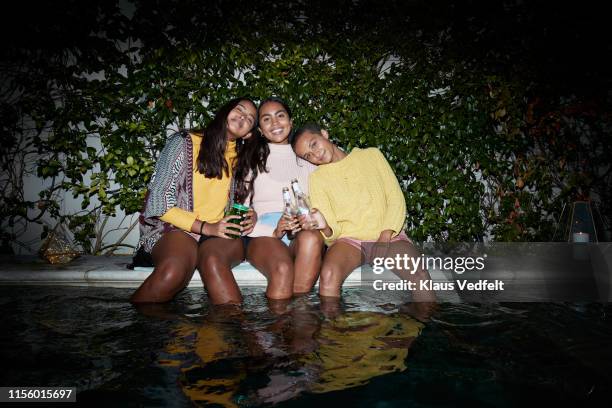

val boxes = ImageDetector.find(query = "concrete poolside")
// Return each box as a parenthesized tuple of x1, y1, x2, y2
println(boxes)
(0, 255, 461, 301)
(0, 255, 278, 288)
(3, 245, 612, 301)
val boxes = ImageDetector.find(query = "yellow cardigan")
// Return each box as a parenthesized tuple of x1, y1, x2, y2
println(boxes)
(308, 147, 406, 245)
(160, 133, 236, 231)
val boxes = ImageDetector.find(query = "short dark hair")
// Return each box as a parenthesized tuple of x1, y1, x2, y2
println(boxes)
(291, 123, 322, 149)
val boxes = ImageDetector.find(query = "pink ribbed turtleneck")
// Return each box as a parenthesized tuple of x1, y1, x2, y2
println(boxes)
(248, 143, 317, 237)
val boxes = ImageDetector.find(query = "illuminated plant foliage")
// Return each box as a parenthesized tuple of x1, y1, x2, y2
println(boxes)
(1, 0, 610, 251)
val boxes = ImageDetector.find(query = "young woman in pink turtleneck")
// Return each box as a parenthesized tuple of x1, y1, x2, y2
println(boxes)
(235, 97, 324, 299)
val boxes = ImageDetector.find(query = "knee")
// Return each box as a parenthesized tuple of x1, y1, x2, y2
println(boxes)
(267, 260, 294, 300)
(296, 230, 324, 250)
(270, 259, 294, 283)
(130, 256, 194, 303)
(153, 259, 192, 290)
(199, 252, 228, 276)
(319, 264, 342, 293)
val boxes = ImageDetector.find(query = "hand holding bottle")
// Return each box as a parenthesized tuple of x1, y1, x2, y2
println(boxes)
(201, 215, 243, 239)
(241, 208, 258, 235)
(298, 208, 327, 231)
(281, 186, 300, 240)
(274, 215, 301, 239)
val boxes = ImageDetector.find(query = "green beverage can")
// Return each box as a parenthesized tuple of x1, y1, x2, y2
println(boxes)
(225, 203, 249, 238)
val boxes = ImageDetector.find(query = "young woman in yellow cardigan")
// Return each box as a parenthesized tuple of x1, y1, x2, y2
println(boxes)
(291, 124, 434, 303)
(130, 98, 258, 305)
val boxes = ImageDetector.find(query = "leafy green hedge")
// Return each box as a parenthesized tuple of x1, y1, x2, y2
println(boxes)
(2, 0, 610, 252)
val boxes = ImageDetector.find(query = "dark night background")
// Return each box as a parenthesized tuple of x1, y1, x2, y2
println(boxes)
(3, 0, 611, 93)
(1, 0, 611, 249)
(1, 3, 612, 407)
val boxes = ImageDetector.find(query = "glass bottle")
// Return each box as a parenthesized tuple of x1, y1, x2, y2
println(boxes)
(282, 187, 297, 240)
(290, 178, 311, 216)
(225, 203, 249, 238)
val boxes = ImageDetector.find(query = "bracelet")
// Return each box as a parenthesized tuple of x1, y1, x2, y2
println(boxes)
(199, 221, 206, 235)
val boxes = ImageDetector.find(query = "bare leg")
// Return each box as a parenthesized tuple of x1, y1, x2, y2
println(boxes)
(267, 297, 291, 316)
(288, 299, 320, 354)
(130, 231, 198, 303)
(376, 240, 437, 320)
(318, 241, 363, 298)
(377, 240, 437, 303)
(197, 237, 245, 305)
(290, 230, 324, 294)
(247, 237, 294, 300)
(319, 296, 343, 320)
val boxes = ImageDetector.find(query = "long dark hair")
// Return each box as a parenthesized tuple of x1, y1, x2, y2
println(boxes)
(196, 97, 256, 179)
(234, 130, 268, 204)
(234, 97, 293, 204)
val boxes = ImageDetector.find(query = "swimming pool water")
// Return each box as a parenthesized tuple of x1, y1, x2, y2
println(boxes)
(1, 286, 611, 407)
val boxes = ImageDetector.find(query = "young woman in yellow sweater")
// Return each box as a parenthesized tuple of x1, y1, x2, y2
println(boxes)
(130, 98, 258, 305)
(291, 124, 434, 301)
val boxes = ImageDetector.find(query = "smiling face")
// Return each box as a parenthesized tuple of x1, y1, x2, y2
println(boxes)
(293, 129, 336, 165)
(226, 100, 257, 140)
(258, 101, 293, 144)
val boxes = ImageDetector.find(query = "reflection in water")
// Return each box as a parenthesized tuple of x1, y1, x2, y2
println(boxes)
(4, 287, 611, 406)
(153, 295, 424, 407)
(299, 311, 422, 394)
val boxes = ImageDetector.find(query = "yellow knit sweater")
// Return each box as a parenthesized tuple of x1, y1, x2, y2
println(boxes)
(160, 133, 236, 231)
(308, 147, 406, 245)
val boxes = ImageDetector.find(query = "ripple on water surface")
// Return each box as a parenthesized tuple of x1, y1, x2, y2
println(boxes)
(1, 286, 611, 407)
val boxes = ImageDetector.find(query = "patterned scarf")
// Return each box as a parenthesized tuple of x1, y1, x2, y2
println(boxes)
(136, 131, 194, 253)
(135, 131, 238, 254)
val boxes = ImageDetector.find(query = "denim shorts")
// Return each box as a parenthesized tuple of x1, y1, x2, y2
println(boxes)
(255, 212, 291, 245)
